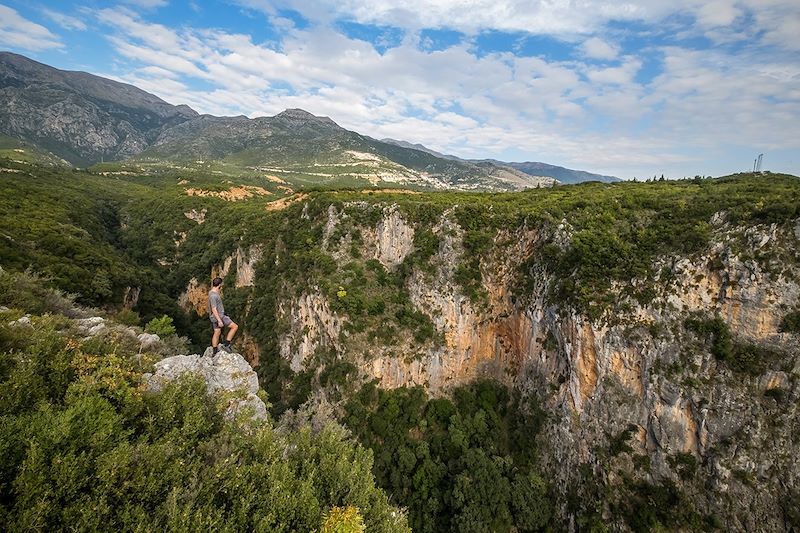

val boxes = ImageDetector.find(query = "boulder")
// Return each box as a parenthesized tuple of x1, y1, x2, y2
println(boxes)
(77, 316, 105, 334)
(137, 332, 161, 349)
(8, 315, 31, 327)
(144, 349, 267, 422)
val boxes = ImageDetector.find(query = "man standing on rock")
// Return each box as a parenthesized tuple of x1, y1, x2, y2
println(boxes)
(209, 277, 237, 354)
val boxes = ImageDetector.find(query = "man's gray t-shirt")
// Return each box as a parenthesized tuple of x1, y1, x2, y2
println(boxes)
(208, 291, 225, 320)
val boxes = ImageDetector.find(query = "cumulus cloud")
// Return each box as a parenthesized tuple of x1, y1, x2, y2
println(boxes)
(581, 37, 619, 60)
(88, 2, 800, 177)
(0, 4, 62, 51)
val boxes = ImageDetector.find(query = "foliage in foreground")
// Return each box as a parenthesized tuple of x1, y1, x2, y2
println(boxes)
(0, 308, 408, 532)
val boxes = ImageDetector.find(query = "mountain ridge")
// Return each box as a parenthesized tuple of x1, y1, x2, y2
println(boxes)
(1, 52, 599, 189)
(380, 137, 620, 183)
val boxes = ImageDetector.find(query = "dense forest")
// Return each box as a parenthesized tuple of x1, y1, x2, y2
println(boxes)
(1, 157, 799, 531)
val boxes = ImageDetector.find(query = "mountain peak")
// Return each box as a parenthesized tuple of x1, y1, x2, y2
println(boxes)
(275, 108, 317, 118)
(273, 108, 340, 128)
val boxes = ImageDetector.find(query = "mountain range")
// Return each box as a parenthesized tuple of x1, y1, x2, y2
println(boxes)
(381, 138, 620, 184)
(0, 51, 617, 189)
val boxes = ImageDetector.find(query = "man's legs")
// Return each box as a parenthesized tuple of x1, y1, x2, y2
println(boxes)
(212, 327, 222, 350)
(225, 321, 238, 343)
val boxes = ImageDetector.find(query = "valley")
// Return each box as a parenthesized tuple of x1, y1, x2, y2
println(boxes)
(1, 150, 798, 530)
(1, 50, 799, 532)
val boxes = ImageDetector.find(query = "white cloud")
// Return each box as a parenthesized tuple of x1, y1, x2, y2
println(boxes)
(121, 0, 169, 8)
(41, 8, 88, 31)
(90, 3, 800, 178)
(581, 37, 619, 60)
(0, 4, 62, 51)
(585, 57, 641, 85)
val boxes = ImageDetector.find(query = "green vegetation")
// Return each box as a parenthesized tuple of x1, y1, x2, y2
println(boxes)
(607, 424, 638, 456)
(1, 160, 799, 531)
(780, 309, 800, 334)
(668, 452, 699, 481)
(145, 315, 177, 337)
(0, 276, 408, 532)
(344, 381, 551, 532)
(320, 506, 366, 533)
(614, 479, 714, 532)
(684, 315, 786, 375)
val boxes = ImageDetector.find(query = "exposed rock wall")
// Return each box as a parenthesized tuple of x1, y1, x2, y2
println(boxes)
(278, 291, 343, 372)
(182, 201, 800, 529)
(178, 244, 263, 316)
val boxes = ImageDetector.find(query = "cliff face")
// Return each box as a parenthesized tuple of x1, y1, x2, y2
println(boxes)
(183, 200, 800, 529)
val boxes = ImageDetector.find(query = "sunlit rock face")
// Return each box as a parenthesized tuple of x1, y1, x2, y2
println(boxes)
(180, 201, 800, 530)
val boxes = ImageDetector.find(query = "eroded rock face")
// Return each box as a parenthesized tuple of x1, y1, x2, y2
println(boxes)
(144, 349, 267, 422)
(278, 291, 342, 372)
(373, 206, 415, 269)
(175, 200, 800, 529)
(288, 210, 799, 529)
(178, 277, 208, 316)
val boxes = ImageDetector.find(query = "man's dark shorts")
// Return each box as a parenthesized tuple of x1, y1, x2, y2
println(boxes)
(211, 315, 233, 330)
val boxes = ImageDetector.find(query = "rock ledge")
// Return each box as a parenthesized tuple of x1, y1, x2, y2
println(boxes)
(144, 348, 267, 421)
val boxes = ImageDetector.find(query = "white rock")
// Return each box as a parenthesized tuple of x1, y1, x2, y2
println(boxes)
(145, 350, 266, 422)
(137, 332, 161, 349)
(87, 324, 107, 336)
(8, 315, 31, 327)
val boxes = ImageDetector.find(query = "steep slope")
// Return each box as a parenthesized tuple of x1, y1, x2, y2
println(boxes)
(0, 53, 556, 190)
(1, 161, 799, 529)
(0, 51, 197, 165)
(170, 173, 799, 531)
(379, 137, 461, 160)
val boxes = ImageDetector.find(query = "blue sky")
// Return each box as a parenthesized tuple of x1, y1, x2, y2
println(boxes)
(1, 0, 799, 179)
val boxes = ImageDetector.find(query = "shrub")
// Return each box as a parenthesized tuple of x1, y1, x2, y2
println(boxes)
(115, 308, 140, 326)
(0, 315, 409, 532)
(145, 315, 176, 337)
(668, 452, 698, 480)
(0, 268, 78, 317)
(779, 309, 800, 334)
(321, 506, 366, 533)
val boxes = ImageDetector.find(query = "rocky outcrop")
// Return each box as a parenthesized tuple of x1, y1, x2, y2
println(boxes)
(178, 245, 264, 317)
(178, 277, 208, 316)
(0, 52, 197, 165)
(213, 245, 263, 288)
(144, 349, 267, 422)
(184, 208, 207, 224)
(372, 206, 415, 269)
(175, 195, 798, 529)
(278, 291, 343, 372)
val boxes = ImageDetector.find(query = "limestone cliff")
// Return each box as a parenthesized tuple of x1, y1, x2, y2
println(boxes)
(180, 198, 800, 530)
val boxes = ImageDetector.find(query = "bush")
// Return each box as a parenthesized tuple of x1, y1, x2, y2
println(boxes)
(321, 506, 366, 533)
(344, 381, 551, 532)
(0, 268, 78, 317)
(115, 308, 140, 327)
(0, 313, 409, 532)
(780, 310, 800, 334)
(145, 315, 176, 337)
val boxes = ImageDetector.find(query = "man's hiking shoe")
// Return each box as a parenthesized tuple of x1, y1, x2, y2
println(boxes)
(219, 343, 232, 353)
